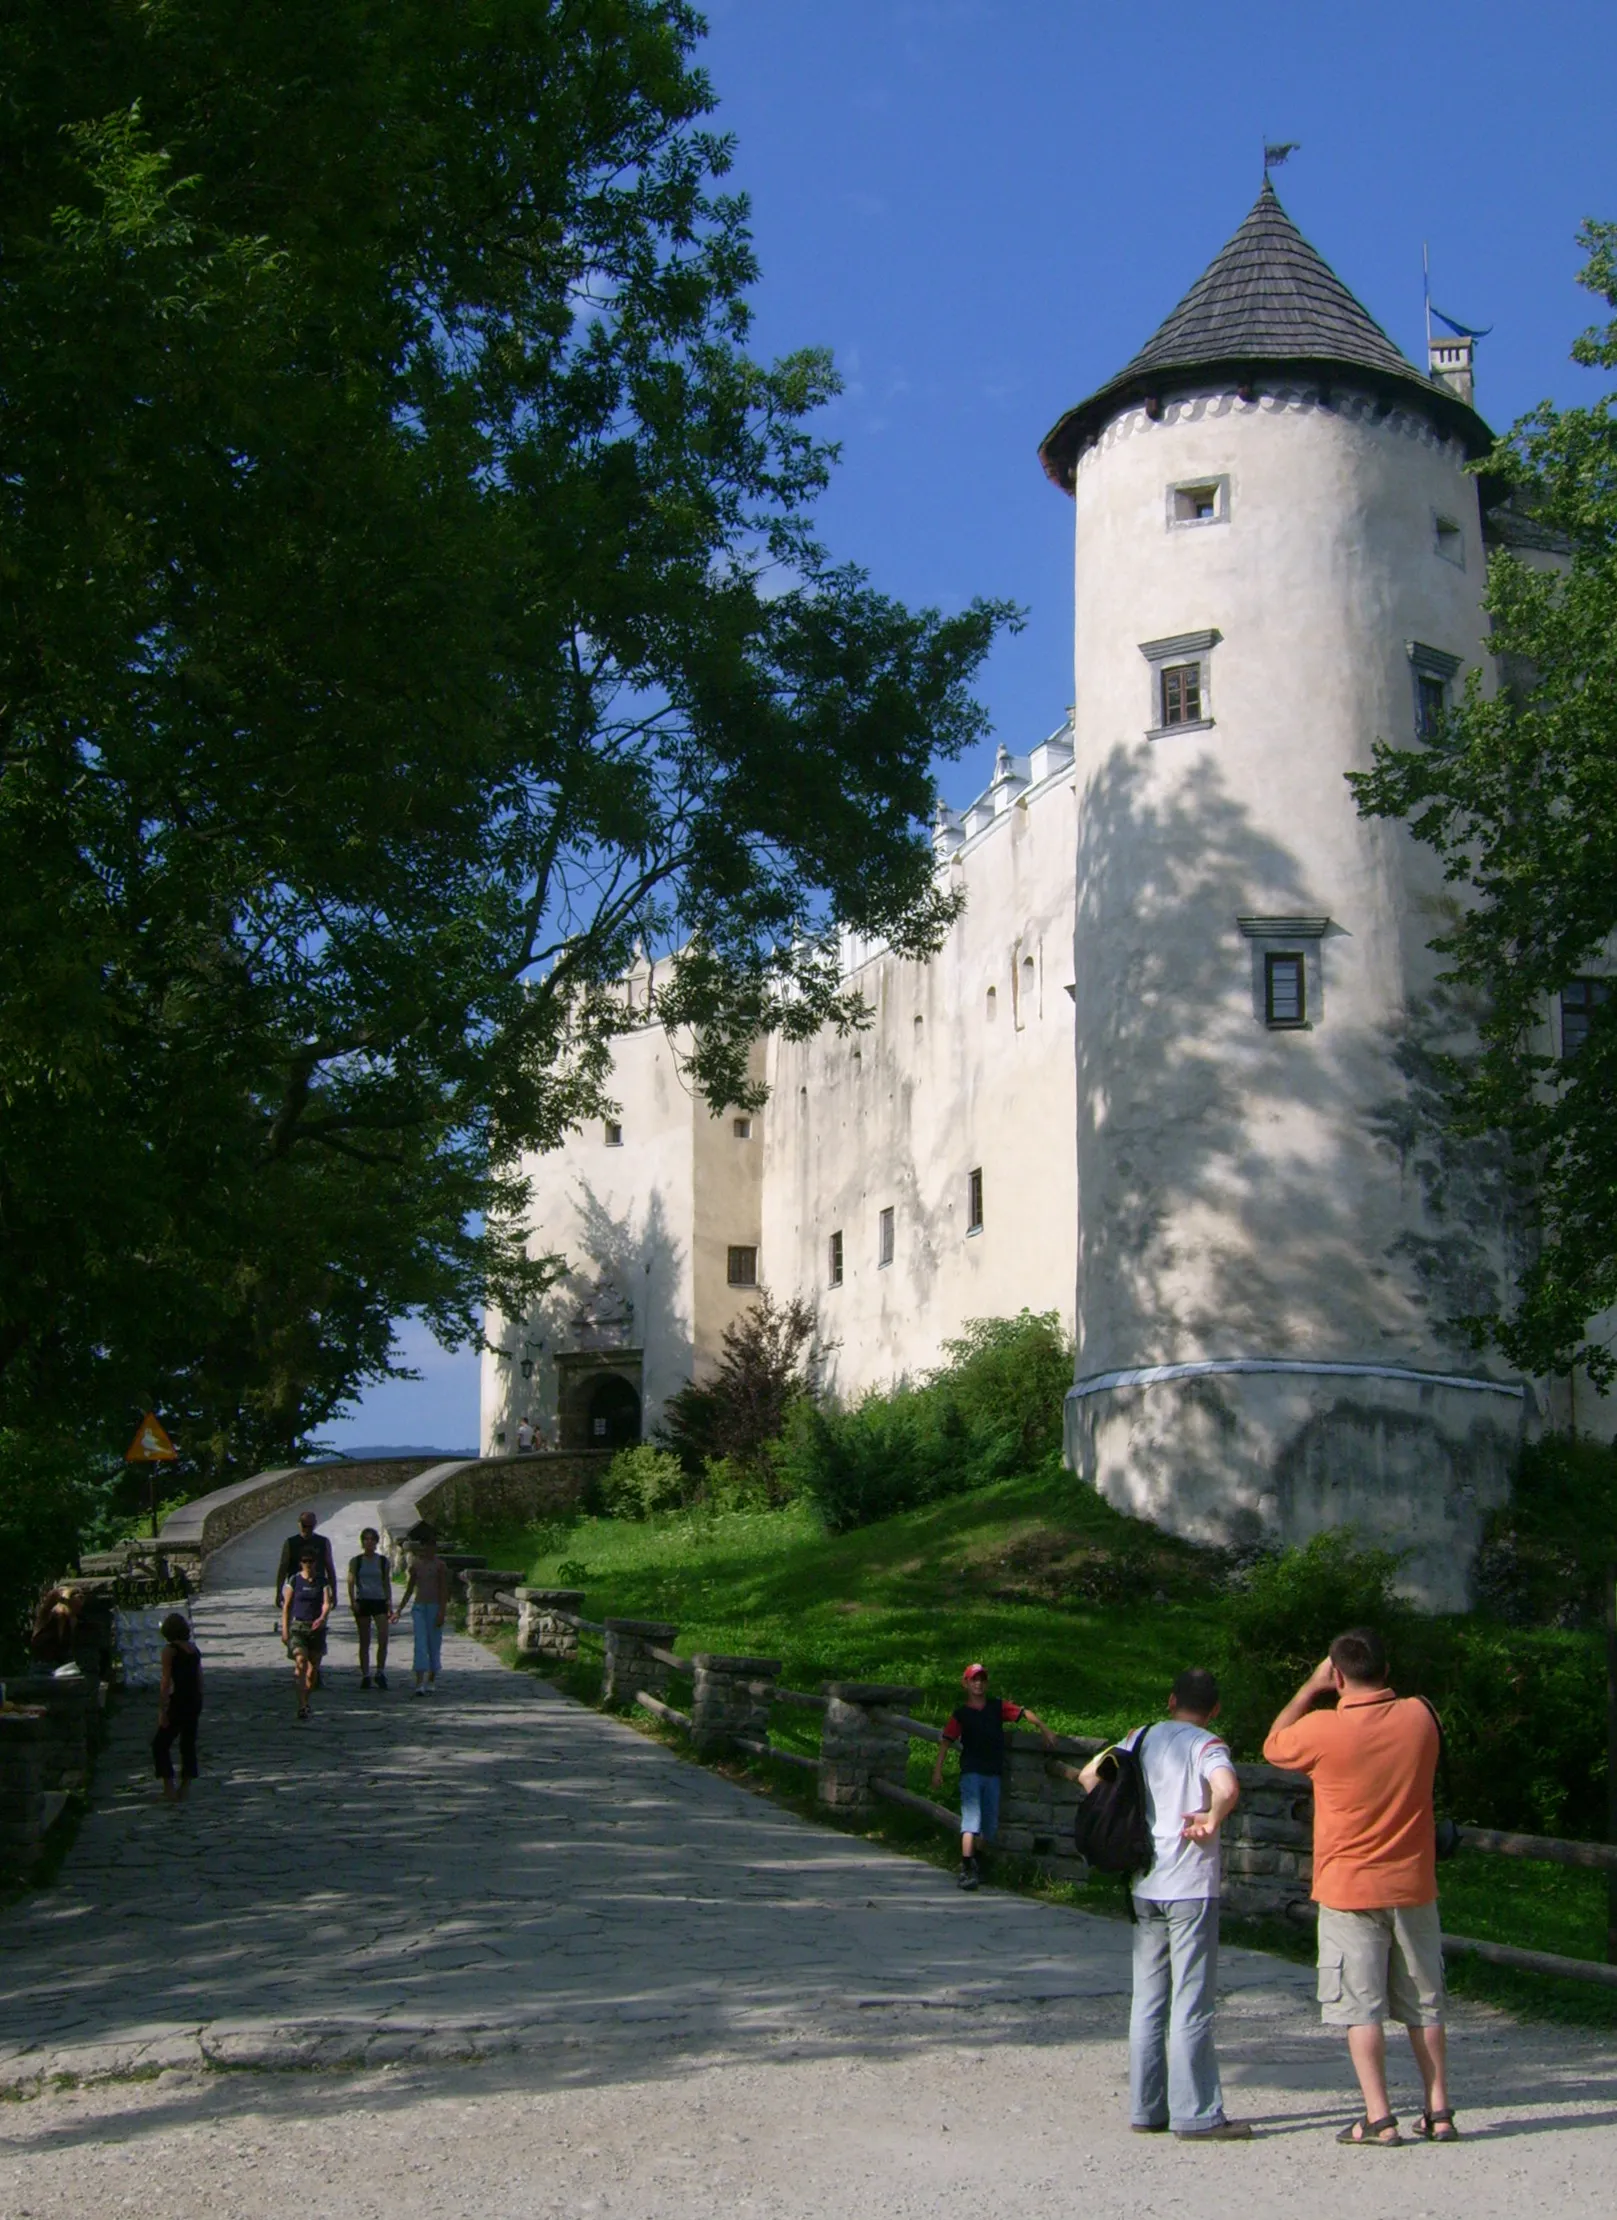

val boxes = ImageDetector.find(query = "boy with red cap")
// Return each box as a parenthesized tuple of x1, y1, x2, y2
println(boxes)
(931, 1662, 1055, 1889)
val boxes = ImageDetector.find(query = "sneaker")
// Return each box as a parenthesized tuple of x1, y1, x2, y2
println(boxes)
(361, 1675, 372, 1690)
(411, 1686, 425, 1698)
(1174, 2120, 1252, 2141)
(375, 1671, 388, 1690)
(957, 1859, 979, 1891)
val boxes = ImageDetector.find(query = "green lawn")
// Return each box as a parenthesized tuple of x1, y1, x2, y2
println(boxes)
(451, 1472, 1617, 2026)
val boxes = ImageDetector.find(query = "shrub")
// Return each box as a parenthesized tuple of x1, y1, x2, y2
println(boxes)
(779, 1310, 1073, 1530)
(599, 1444, 689, 1521)
(1214, 1530, 1410, 1756)
(659, 1288, 815, 1492)
(1473, 1432, 1617, 1627)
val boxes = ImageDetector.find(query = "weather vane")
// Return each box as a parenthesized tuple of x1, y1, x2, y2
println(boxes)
(1263, 141, 1300, 177)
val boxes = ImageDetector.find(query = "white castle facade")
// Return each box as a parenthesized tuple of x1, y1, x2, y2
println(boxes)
(482, 186, 1598, 1605)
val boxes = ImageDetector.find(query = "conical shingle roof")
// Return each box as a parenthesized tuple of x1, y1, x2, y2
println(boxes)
(1039, 182, 1490, 486)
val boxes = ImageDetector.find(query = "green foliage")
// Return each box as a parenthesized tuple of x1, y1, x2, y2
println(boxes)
(1349, 219, 1617, 1381)
(599, 1444, 690, 1521)
(1215, 1527, 1609, 1839)
(0, 1433, 117, 1670)
(779, 1310, 1072, 1529)
(0, 3, 1013, 1471)
(658, 1290, 817, 1490)
(1474, 1432, 1617, 1626)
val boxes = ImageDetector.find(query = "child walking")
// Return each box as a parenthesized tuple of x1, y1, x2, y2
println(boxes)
(153, 1612, 203, 1802)
(347, 1526, 393, 1688)
(931, 1661, 1055, 1889)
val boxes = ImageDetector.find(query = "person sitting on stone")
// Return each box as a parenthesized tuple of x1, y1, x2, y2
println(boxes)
(28, 1585, 85, 1677)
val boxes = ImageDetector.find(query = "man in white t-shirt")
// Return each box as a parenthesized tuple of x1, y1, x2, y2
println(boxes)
(1080, 1668, 1248, 2139)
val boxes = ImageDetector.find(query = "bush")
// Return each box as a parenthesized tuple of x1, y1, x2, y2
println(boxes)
(659, 1288, 815, 1494)
(1473, 1433, 1617, 1627)
(599, 1444, 690, 1521)
(1214, 1527, 1609, 1838)
(779, 1310, 1072, 1530)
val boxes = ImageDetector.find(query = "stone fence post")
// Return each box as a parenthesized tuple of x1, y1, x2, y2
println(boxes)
(32, 1676, 97, 1795)
(998, 1732, 1091, 1881)
(515, 1587, 584, 1665)
(462, 1569, 522, 1639)
(1221, 1762, 1314, 1917)
(0, 1712, 47, 1878)
(602, 1618, 678, 1708)
(817, 1683, 921, 1815)
(690, 1654, 780, 1756)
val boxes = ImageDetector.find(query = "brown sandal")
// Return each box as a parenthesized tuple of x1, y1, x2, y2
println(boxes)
(1413, 2109, 1459, 2142)
(1337, 2114, 1401, 2146)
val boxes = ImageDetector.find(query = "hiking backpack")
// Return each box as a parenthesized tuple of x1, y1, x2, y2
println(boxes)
(1072, 1726, 1156, 1877)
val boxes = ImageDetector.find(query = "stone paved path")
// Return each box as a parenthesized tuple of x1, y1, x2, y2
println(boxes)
(2, 1487, 1616, 2218)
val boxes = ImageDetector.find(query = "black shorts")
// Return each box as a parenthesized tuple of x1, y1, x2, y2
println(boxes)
(352, 1600, 390, 1619)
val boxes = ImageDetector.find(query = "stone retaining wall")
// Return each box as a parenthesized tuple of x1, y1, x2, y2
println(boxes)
(378, 1453, 610, 1569)
(158, 1459, 439, 1568)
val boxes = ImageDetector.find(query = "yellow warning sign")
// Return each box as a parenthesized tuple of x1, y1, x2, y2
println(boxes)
(126, 1411, 179, 1463)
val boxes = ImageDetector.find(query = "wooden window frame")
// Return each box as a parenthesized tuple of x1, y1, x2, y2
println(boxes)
(967, 1167, 984, 1234)
(877, 1206, 895, 1269)
(1160, 662, 1203, 727)
(604, 1119, 624, 1147)
(726, 1244, 758, 1288)
(1264, 951, 1307, 1029)
(1560, 978, 1611, 1059)
(828, 1229, 844, 1287)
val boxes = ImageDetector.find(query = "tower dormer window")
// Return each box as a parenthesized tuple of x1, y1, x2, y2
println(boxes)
(1141, 629, 1219, 738)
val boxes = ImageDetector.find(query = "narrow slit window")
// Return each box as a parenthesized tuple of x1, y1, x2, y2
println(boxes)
(1415, 672, 1447, 739)
(732, 1115, 753, 1139)
(967, 1167, 984, 1234)
(1264, 952, 1307, 1029)
(726, 1245, 758, 1288)
(1561, 978, 1611, 1058)
(1161, 663, 1202, 726)
(604, 1120, 624, 1147)
(877, 1207, 895, 1268)
(828, 1229, 844, 1287)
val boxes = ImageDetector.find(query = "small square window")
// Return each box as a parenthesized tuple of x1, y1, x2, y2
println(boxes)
(1561, 978, 1611, 1059)
(1264, 952, 1307, 1028)
(727, 1245, 758, 1287)
(732, 1115, 753, 1139)
(967, 1167, 984, 1234)
(1161, 664, 1203, 726)
(828, 1229, 844, 1287)
(877, 1207, 895, 1269)
(604, 1120, 624, 1147)
(1168, 476, 1228, 527)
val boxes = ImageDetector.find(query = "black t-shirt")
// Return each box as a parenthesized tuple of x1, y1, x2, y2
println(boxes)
(943, 1698, 1025, 1777)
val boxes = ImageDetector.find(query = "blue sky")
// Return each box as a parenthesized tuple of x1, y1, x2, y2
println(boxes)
(327, 0, 1613, 1452)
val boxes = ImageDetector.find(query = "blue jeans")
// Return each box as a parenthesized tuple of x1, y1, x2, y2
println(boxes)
(412, 1605, 443, 1677)
(1129, 1896, 1225, 2132)
(959, 1772, 1000, 1843)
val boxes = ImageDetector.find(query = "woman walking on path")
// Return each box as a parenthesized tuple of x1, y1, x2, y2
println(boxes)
(347, 1527, 392, 1689)
(393, 1527, 450, 1696)
(282, 1544, 331, 1721)
(153, 1613, 203, 1801)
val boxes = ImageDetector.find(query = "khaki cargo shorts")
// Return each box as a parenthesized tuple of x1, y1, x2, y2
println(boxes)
(1316, 1900, 1445, 2027)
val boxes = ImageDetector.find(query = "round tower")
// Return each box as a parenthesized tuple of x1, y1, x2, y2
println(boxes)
(1040, 182, 1523, 1606)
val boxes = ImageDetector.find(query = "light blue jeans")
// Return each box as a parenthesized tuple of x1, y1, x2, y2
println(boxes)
(1129, 1895, 1225, 2132)
(412, 1605, 443, 1678)
(959, 1772, 1001, 1843)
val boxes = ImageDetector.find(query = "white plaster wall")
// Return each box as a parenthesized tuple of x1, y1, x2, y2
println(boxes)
(1070, 385, 1511, 1381)
(481, 1023, 700, 1452)
(760, 766, 1078, 1402)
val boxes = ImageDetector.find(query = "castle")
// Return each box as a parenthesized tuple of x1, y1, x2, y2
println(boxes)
(481, 184, 1588, 1606)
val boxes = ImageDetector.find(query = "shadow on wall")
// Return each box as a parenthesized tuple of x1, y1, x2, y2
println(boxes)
(502, 1182, 688, 1448)
(1070, 743, 1526, 1602)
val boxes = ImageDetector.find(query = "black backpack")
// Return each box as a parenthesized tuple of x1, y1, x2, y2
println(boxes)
(1073, 1726, 1156, 1876)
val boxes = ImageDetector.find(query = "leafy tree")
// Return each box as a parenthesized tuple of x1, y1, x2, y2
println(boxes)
(1350, 221, 1617, 1385)
(0, 3, 1012, 1472)
(659, 1286, 817, 1483)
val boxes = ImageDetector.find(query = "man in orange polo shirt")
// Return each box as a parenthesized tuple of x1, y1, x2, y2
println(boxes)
(1264, 1627, 1457, 2148)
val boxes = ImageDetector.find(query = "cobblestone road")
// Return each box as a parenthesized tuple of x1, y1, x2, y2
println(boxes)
(2, 1489, 1615, 2218)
